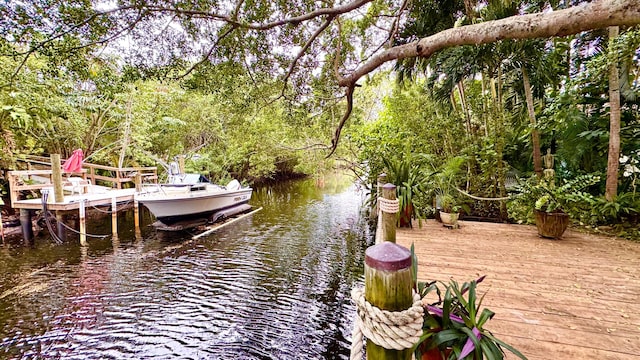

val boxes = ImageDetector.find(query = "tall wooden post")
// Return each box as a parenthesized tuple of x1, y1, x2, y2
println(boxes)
(56, 212, 67, 241)
(20, 209, 34, 244)
(0, 197, 5, 244)
(0, 212, 4, 245)
(373, 173, 387, 219)
(135, 172, 142, 192)
(381, 183, 397, 243)
(51, 154, 64, 203)
(79, 199, 87, 246)
(116, 169, 122, 189)
(111, 197, 118, 239)
(133, 194, 140, 231)
(377, 173, 387, 201)
(365, 242, 414, 360)
(178, 155, 185, 175)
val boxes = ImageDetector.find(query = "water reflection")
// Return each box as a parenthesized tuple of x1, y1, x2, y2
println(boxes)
(0, 175, 371, 359)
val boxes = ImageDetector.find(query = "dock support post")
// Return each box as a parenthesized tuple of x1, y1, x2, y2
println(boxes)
(56, 212, 67, 241)
(134, 194, 140, 231)
(380, 183, 397, 244)
(364, 242, 414, 360)
(20, 209, 34, 244)
(1, 198, 5, 245)
(79, 199, 87, 246)
(377, 173, 386, 212)
(51, 154, 65, 203)
(178, 155, 185, 175)
(135, 172, 142, 192)
(1, 212, 4, 245)
(111, 197, 118, 239)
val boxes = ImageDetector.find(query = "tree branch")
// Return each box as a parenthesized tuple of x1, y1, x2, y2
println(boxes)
(175, 24, 238, 79)
(9, 6, 140, 81)
(145, 0, 372, 30)
(281, 15, 335, 96)
(338, 0, 640, 87)
(326, 84, 355, 158)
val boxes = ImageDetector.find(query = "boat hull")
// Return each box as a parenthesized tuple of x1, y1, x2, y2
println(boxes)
(138, 186, 252, 225)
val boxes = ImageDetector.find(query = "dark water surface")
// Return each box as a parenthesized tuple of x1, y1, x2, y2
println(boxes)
(0, 176, 371, 359)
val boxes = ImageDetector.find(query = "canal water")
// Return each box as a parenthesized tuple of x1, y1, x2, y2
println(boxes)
(0, 175, 372, 359)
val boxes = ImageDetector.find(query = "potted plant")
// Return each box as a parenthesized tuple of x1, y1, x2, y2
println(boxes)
(428, 156, 468, 227)
(437, 193, 461, 227)
(533, 188, 570, 239)
(383, 155, 427, 227)
(508, 174, 599, 239)
(409, 246, 527, 360)
(413, 276, 527, 360)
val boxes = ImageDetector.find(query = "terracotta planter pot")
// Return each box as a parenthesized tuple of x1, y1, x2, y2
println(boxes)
(439, 211, 459, 227)
(421, 347, 443, 360)
(399, 203, 413, 228)
(420, 346, 452, 360)
(535, 209, 569, 239)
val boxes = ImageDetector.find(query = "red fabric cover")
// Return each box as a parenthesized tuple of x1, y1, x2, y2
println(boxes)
(62, 149, 84, 173)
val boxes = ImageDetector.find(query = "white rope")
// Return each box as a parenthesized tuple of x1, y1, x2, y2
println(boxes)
(378, 197, 400, 214)
(350, 288, 424, 360)
(455, 187, 511, 201)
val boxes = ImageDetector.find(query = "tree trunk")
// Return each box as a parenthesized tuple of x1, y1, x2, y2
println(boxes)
(496, 66, 508, 220)
(457, 81, 472, 136)
(522, 66, 543, 178)
(605, 26, 621, 201)
(481, 73, 489, 137)
(118, 96, 133, 169)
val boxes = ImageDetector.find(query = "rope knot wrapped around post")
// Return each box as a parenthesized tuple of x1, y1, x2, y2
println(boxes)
(377, 197, 399, 214)
(349, 288, 424, 360)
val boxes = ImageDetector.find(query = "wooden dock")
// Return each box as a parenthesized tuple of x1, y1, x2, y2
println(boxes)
(5, 156, 158, 243)
(11, 188, 137, 211)
(396, 220, 640, 360)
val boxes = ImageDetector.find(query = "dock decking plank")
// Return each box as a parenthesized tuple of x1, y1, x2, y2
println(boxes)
(396, 220, 640, 359)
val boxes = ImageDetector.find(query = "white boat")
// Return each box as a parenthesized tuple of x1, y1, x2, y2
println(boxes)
(137, 175, 252, 225)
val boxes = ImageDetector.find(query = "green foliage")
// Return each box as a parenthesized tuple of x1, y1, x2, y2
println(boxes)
(383, 153, 429, 225)
(410, 249, 527, 360)
(0, 30, 352, 184)
(508, 174, 601, 224)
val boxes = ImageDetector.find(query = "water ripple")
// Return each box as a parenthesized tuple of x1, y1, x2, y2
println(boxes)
(0, 178, 369, 359)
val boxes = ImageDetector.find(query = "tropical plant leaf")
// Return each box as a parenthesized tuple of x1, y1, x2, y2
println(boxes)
(484, 333, 528, 360)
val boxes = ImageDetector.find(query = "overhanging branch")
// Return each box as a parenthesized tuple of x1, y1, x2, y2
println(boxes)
(338, 0, 640, 87)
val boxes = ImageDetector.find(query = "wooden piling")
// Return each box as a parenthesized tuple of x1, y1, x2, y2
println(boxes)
(0, 212, 4, 245)
(56, 212, 67, 241)
(373, 173, 387, 218)
(133, 195, 140, 230)
(111, 197, 118, 239)
(79, 199, 87, 246)
(20, 209, 34, 243)
(1, 197, 5, 244)
(381, 183, 397, 243)
(178, 155, 185, 174)
(51, 154, 64, 203)
(135, 172, 142, 192)
(377, 173, 387, 201)
(364, 242, 414, 360)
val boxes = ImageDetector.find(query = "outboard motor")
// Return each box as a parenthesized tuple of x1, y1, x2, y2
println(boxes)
(226, 179, 241, 191)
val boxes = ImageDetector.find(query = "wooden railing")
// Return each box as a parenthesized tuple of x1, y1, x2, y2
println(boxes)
(83, 163, 158, 189)
(9, 155, 159, 207)
(16, 155, 158, 188)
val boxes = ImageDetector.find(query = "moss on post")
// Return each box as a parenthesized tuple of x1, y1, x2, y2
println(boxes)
(364, 241, 414, 360)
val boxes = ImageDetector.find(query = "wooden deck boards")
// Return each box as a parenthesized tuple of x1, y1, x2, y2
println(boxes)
(396, 220, 640, 360)
(12, 188, 137, 210)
